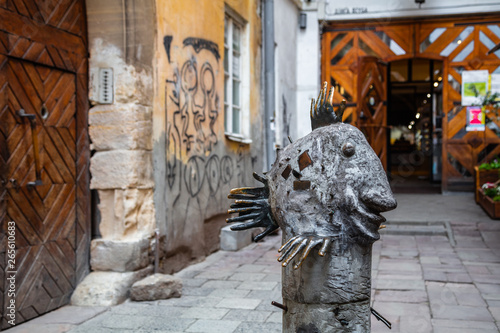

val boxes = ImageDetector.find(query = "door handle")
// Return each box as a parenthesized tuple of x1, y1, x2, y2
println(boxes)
(17, 109, 42, 186)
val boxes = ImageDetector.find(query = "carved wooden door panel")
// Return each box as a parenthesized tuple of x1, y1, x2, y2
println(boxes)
(1, 58, 77, 324)
(357, 56, 388, 170)
(0, 0, 89, 328)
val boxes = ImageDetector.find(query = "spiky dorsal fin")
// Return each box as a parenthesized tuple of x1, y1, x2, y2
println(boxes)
(310, 82, 347, 130)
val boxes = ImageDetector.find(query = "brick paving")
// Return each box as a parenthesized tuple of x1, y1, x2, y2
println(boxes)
(5, 194, 500, 333)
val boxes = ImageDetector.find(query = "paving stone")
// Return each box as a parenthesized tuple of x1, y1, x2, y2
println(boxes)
(138, 317, 196, 331)
(236, 281, 278, 290)
(19, 306, 108, 325)
(7, 323, 75, 333)
(182, 279, 208, 287)
(371, 315, 400, 332)
(378, 259, 421, 272)
(180, 307, 229, 320)
(194, 270, 234, 280)
(68, 326, 126, 333)
(206, 288, 250, 298)
(420, 256, 441, 265)
(372, 301, 430, 318)
(157, 295, 223, 308)
(215, 298, 262, 310)
(100, 314, 149, 329)
(476, 283, 500, 294)
(489, 306, 500, 321)
(235, 264, 268, 273)
(228, 272, 266, 281)
(261, 274, 281, 282)
(200, 280, 242, 289)
(111, 302, 176, 316)
(246, 288, 282, 301)
(433, 327, 497, 333)
(266, 312, 282, 323)
(233, 321, 282, 333)
(186, 319, 241, 333)
(470, 273, 500, 284)
(373, 289, 428, 303)
(432, 319, 498, 330)
(430, 305, 493, 321)
(400, 314, 432, 333)
(457, 249, 500, 263)
(486, 299, 500, 307)
(182, 287, 216, 296)
(174, 270, 203, 279)
(375, 279, 425, 290)
(222, 309, 271, 322)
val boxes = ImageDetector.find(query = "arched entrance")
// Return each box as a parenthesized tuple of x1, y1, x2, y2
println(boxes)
(0, 1, 90, 327)
(322, 16, 500, 191)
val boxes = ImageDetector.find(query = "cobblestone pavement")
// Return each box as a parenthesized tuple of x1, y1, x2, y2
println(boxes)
(5, 194, 500, 333)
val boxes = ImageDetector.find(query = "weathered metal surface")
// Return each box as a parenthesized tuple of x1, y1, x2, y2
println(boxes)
(228, 82, 396, 332)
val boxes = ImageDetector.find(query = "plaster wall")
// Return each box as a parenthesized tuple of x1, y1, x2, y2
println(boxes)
(295, 5, 320, 140)
(274, 0, 299, 147)
(153, 0, 265, 273)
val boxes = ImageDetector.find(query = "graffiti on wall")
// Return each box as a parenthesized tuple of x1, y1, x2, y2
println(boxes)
(164, 35, 248, 217)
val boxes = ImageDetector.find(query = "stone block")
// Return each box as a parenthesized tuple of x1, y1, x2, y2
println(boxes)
(97, 188, 156, 240)
(89, 104, 152, 125)
(130, 273, 182, 301)
(89, 39, 153, 106)
(90, 150, 153, 189)
(220, 225, 253, 251)
(71, 266, 152, 306)
(89, 104, 152, 151)
(90, 238, 149, 272)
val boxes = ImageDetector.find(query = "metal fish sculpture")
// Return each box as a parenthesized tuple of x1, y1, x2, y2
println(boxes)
(228, 82, 397, 332)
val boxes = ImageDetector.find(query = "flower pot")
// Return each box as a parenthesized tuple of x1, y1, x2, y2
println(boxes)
(478, 188, 500, 219)
(474, 166, 500, 202)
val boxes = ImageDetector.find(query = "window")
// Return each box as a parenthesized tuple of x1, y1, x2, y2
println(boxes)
(224, 9, 251, 143)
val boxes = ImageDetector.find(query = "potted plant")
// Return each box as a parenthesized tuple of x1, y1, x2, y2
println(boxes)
(475, 159, 500, 203)
(478, 181, 500, 219)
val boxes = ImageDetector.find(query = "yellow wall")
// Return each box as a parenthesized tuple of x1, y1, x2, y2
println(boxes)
(153, 0, 263, 272)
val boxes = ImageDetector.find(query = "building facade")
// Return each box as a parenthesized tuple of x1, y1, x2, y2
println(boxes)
(1, 0, 268, 327)
(276, 0, 500, 192)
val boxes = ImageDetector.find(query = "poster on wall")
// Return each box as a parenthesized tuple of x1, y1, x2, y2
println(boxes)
(490, 73, 500, 96)
(462, 70, 489, 106)
(466, 106, 485, 131)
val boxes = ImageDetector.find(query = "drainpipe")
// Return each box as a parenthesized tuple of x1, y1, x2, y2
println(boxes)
(264, 0, 275, 170)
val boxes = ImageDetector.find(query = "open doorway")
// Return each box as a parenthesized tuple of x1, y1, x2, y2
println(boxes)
(388, 58, 443, 193)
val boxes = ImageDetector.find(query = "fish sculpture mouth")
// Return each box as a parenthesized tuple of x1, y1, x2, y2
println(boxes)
(348, 203, 390, 242)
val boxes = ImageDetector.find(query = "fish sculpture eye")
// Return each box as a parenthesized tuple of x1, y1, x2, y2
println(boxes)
(342, 142, 355, 157)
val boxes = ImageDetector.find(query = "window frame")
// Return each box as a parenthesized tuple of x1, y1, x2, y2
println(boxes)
(224, 7, 251, 144)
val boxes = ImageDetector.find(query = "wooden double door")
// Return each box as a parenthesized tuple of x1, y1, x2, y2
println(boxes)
(322, 16, 500, 190)
(0, 0, 89, 327)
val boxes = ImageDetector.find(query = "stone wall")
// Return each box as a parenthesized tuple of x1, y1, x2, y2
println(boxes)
(88, 0, 156, 243)
(71, 0, 157, 306)
(153, 0, 265, 273)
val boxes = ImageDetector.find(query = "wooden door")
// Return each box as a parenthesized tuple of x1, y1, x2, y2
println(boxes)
(357, 56, 388, 170)
(0, 1, 89, 328)
(322, 16, 500, 190)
